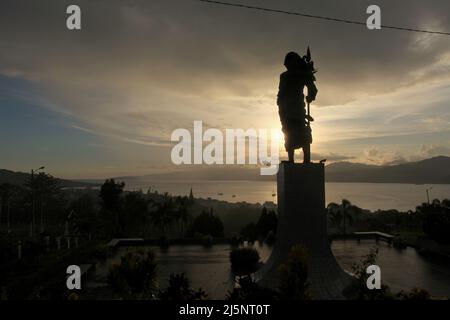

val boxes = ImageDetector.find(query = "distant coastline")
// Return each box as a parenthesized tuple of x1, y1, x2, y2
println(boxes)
(110, 156, 450, 185)
(2, 156, 450, 187)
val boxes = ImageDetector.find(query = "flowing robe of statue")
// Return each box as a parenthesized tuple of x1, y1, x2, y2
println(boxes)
(277, 52, 317, 162)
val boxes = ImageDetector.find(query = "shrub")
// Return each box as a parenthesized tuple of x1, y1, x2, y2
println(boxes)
(346, 247, 394, 300)
(93, 244, 109, 260)
(256, 208, 278, 238)
(416, 199, 450, 244)
(424, 214, 450, 243)
(226, 276, 278, 301)
(202, 234, 213, 247)
(239, 208, 278, 242)
(229, 247, 261, 276)
(264, 230, 276, 245)
(159, 235, 169, 248)
(230, 233, 243, 247)
(158, 273, 207, 301)
(187, 209, 224, 237)
(278, 245, 310, 300)
(107, 249, 158, 299)
(396, 287, 431, 300)
(239, 223, 258, 242)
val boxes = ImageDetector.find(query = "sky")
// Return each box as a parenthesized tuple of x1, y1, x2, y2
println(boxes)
(0, 0, 450, 179)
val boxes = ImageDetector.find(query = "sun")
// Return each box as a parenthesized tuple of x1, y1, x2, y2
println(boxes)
(274, 129, 284, 142)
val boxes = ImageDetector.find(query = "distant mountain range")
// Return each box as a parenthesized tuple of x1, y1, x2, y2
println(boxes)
(0, 169, 96, 188)
(2, 156, 450, 186)
(115, 156, 450, 184)
(325, 156, 450, 184)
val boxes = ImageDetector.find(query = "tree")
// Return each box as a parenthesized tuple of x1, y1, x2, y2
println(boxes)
(188, 187, 194, 204)
(120, 191, 151, 236)
(174, 196, 192, 237)
(151, 193, 176, 236)
(327, 203, 342, 230)
(0, 184, 26, 232)
(100, 179, 125, 211)
(27, 172, 64, 233)
(417, 199, 450, 244)
(187, 208, 224, 237)
(256, 207, 278, 239)
(327, 199, 359, 235)
(69, 193, 99, 239)
(0, 183, 15, 231)
(98, 179, 125, 237)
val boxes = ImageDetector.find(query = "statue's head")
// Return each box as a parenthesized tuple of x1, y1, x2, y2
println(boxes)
(284, 51, 301, 71)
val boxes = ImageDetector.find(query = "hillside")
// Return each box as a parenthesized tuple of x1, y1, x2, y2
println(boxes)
(0, 169, 97, 188)
(115, 156, 450, 184)
(4, 156, 449, 186)
(325, 156, 450, 184)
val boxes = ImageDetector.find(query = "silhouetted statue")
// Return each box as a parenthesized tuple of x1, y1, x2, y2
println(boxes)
(277, 48, 318, 163)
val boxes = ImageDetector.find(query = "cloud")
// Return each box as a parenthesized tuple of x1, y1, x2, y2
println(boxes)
(358, 144, 450, 166)
(420, 144, 450, 157)
(312, 152, 354, 162)
(362, 148, 407, 165)
(1, 0, 450, 175)
(312, 75, 450, 146)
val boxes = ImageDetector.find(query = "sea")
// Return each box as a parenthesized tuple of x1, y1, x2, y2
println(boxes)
(122, 180, 450, 211)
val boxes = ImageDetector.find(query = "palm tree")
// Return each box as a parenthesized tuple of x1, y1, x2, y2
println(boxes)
(35, 173, 63, 234)
(175, 196, 192, 237)
(0, 183, 17, 233)
(327, 199, 357, 235)
(145, 199, 158, 235)
(341, 199, 354, 235)
(152, 193, 175, 236)
(327, 202, 342, 231)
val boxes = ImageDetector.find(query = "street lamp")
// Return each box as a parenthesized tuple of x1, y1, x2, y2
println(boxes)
(30, 166, 45, 237)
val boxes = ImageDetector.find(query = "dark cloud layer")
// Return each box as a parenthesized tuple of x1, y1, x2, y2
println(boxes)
(1, 0, 450, 101)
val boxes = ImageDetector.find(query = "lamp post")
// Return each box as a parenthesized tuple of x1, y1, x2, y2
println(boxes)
(30, 166, 45, 237)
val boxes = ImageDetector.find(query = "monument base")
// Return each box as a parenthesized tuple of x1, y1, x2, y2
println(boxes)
(256, 161, 354, 299)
